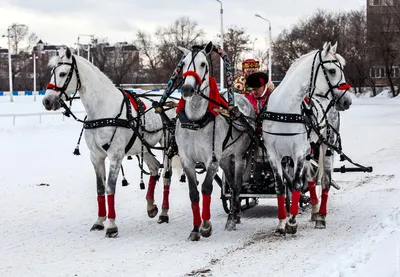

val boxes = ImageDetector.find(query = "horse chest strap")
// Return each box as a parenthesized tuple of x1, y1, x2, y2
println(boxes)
(178, 110, 215, 130)
(260, 111, 305, 124)
(83, 118, 131, 129)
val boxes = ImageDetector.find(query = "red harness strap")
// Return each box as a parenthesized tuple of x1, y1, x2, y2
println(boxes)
(125, 92, 147, 111)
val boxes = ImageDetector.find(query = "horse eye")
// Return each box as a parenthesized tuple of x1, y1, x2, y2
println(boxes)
(59, 72, 67, 78)
(328, 69, 336, 75)
(201, 62, 206, 67)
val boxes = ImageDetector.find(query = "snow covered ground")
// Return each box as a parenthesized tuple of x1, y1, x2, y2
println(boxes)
(0, 95, 399, 277)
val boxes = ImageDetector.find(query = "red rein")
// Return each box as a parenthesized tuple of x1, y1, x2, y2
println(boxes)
(183, 70, 203, 85)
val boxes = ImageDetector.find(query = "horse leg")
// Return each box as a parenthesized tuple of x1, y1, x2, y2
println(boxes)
(182, 159, 201, 241)
(315, 152, 334, 229)
(222, 155, 243, 231)
(89, 153, 107, 231)
(304, 158, 319, 221)
(199, 159, 219, 238)
(285, 157, 306, 234)
(309, 180, 319, 221)
(269, 155, 287, 235)
(143, 152, 161, 219)
(158, 151, 172, 224)
(105, 155, 123, 238)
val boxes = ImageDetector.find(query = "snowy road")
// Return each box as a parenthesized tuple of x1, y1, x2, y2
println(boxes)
(0, 96, 399, 277)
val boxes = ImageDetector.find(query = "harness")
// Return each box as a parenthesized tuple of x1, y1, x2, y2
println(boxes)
(46, 55, 162, 155)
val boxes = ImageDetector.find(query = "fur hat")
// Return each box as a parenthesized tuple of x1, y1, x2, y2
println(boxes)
(246, 72, 269, 89)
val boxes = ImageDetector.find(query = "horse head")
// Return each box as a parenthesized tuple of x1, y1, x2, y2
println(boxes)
(177, 41, 213, 99)
(42, 47, 81, 111)
(315, 42, 352, 111)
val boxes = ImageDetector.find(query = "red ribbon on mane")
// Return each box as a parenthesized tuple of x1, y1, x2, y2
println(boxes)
(177, 76, 228, 117)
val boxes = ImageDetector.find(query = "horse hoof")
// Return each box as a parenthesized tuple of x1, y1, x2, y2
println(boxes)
(90, 223, 104, 231)
(274, 228, 286, 236)
(147, 205, 158, 218)
(285, 220, 298, 234)
(157, 215, 169, 224)
(179, 174, 186, 183)
(315, 220, 326, 229)
(188, 231, 200, 241)
(105, 227, 118, 238)
(311, 213, 318, 222)
(200, 221, 213, 237)
(225, 219, 236, 231)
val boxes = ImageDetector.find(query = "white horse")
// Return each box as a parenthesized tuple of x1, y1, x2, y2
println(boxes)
(175, 42, 255, 241)
(262, 42, 352, 235)
(42, 47, 177, 237)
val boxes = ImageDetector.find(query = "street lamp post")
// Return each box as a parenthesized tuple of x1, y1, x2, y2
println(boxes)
(77, 34, 95, 62)
(31, 51, 38, 101)
(216, 0, 224, 91)
(255, 14, 272, 82)
(7, 28, 13, 102)
(252, 37, 258, 57)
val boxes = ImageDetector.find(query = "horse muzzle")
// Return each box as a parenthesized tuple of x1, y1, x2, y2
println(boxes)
(42, 95, 61, 111)
(181, 84, 195, 98)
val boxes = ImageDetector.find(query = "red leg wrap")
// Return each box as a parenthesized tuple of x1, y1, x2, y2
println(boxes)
(97, 195, 106, 217)
(162, 185, 170, 210)
(202, 194, 211, 221)
(145, 175, 157, 201)
(191, 202, 201, 227)
(277, 195, 287, 220)
(107, 194, 116, 219)
(308, 181, 318, 205)
(290, 190, 301, 216)
(319, 189, 329, 215)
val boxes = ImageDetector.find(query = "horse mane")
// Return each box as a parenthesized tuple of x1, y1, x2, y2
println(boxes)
(286, 49, 346, 76)
(48, 52, 116, 89)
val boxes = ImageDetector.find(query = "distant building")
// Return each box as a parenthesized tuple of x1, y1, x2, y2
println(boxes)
(366, 0, 400, 86)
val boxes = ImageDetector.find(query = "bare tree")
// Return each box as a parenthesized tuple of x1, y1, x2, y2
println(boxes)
(223, 26, 251, 77)
(90, 38, 110, 72)
(155, 16, 205, 81)
(106, 44, 139, 86)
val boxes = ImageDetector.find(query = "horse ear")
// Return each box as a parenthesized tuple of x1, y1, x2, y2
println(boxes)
(323, 42, 332, 56)
(204, 41, 213, 55)
(65, 47, 72, 59)
(176, 46, 190, 56)
(331, 42, 338, 55)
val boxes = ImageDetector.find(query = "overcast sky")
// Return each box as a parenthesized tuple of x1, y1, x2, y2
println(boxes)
(0, 0, 366, 53)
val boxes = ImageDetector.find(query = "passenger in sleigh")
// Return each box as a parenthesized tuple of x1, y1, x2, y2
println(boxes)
(233, 59, 261, 96)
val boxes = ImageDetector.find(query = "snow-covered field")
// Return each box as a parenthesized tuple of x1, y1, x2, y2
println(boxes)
(1, 95, 399, 277)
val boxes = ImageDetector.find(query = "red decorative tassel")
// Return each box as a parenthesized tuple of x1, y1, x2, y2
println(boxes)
(308, 181, 318, 205)
(319, 189, 329, 215)
(107, 194, 116, 219)
(277, 195, 287, 220)
(97, 195, 106, 217)
(191, 202, 201, 227)
(145, 176, 157, 201)
(162, 185, 170, 210)
(202, 194, 211, 221)
(290, 190, 301, 216)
